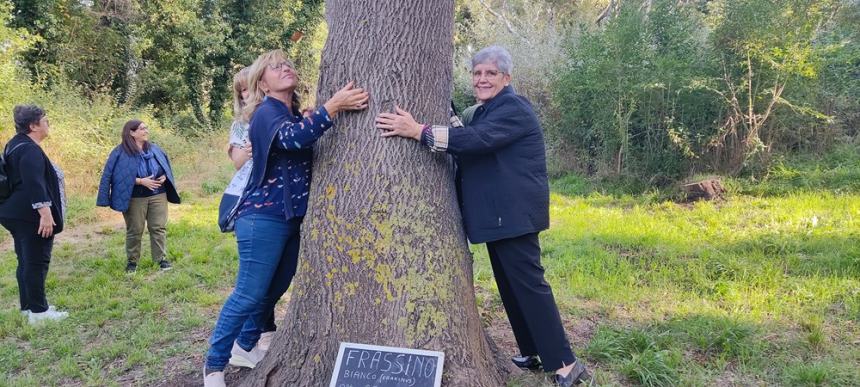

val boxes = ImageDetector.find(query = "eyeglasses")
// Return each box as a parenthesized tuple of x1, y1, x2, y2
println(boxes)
(268, 61, 296, 71)
(472, 69, 503, 80)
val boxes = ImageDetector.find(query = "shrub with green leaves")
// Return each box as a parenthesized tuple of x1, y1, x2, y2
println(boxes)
(553, 0, 855, 183)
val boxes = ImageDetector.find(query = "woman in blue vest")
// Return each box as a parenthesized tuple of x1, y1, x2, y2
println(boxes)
(375, 45, 591, 386)
(203, 49, 368, 387)
(0, 105, 69, 325)
(97, 120, 180, 273)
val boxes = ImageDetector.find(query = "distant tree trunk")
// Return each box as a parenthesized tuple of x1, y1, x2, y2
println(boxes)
(239, 0, 512, 386)
(681, 177, 725, 202)
(206, 54, 230, 126)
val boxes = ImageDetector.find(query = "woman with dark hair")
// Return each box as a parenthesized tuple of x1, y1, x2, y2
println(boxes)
(97, 120, 180, 273)
(203, 49, 368, 387)
(376, 45, 592, 386)
(0, 104, 68, 324)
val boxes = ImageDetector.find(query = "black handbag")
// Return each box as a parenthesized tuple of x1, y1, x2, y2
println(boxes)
(0, 142, 26, 201)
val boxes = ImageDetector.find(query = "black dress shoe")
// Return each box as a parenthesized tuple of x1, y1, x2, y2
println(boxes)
(511, 354, 542, 370)
(554, 360, 592, 386)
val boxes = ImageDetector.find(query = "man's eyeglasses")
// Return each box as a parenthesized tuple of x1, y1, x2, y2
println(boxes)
(268, 61, 296, 71)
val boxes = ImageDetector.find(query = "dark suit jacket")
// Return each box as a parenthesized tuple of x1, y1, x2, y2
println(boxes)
(0, 133, 64, 233)
(448, 86, 550, 243)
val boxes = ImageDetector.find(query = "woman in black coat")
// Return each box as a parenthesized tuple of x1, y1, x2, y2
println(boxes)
(375, 46, 591, 386)
(0, 105, 68, 325)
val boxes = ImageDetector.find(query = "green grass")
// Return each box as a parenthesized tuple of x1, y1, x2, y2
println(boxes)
(1, 144, 858, 386)
(471, 145, 860, 386)
(733, 141, 860, 197)
(0, 196, 233, 386)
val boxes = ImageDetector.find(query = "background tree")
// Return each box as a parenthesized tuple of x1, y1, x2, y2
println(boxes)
(7, 0, 325, 131)
(238, 0, 513, 385)
(704, 0, 845, 174)
(200, 0, 324, 128)
(4, 0, 857, 184)
(8, 0, 133, 98)
(552, 0, 853, 183)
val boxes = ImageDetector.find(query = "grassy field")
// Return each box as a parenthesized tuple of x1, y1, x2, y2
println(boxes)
(0, 143, 858, 386)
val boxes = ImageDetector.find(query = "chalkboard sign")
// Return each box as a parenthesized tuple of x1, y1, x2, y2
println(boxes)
(329, 342, 445, 387)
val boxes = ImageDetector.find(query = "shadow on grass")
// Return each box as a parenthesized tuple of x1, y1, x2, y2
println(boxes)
(550, 142, 860, 202)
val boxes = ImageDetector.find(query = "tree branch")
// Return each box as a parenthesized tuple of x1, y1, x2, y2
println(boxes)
(640, 0, 653, 14)
(596, 0, 618, 25)
(476, 0, 531, 44)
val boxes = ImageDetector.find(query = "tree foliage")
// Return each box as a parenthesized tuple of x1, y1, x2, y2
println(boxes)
(3, 0, 857, 182)
(552, 0, 857, 181)
(7, 0, 324, 131)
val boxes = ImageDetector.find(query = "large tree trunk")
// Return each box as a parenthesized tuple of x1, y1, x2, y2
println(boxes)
(239, 1, 512, 385)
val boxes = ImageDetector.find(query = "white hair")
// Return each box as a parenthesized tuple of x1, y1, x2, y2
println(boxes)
(471, 45, 513, 74)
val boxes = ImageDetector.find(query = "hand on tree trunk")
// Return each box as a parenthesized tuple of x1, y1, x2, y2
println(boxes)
(376, 106, 423, 140)
(241, 2, 511, 385)
(323, 81, 370, 117)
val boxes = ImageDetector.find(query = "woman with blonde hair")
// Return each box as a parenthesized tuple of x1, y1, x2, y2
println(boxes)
(218, 67, 252, 233)
(204, 49, 369, 387)
(228, 67, 252, 170)
(219, 66, 277, 364)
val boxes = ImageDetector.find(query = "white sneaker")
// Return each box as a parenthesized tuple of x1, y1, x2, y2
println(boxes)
(228, 341, 265, 368)
(27, 308, 68, 325)
(258, 331, 274, 352)
(203, 367, 226, 387)
(21, 305, 57, 316)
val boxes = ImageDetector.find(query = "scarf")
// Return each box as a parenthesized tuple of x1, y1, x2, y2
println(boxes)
(137, 150, 162, 178)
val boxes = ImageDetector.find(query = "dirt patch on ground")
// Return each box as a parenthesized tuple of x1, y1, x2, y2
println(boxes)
(0, 207, 122, 252)
(59, 210, 124, 243)
(158, 286, 599, 386)
(158, 301, 291, 386)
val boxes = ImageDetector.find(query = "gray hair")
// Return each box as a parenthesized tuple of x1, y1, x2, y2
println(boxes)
(471, 45, 513, 74)
(13, 104, 45, 134)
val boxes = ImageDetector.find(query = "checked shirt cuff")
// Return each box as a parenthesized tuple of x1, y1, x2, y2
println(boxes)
(420, 125, 450, 153)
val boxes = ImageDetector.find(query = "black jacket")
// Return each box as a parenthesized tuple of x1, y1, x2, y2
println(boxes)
(0, 134, 64, 233)
(449, 86, 549, 243)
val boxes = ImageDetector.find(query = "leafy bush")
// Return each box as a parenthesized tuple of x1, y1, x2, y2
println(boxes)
(6, 0, 325, 130)
(552, 0, 855, 183)
(554, 0, 711, 182)
(0, 2, 188, 194)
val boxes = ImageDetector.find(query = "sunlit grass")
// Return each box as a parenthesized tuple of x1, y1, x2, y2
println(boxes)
(0, 196, 232, 386)
(472, 150, 860, 385)
(1, 144, 858, 385)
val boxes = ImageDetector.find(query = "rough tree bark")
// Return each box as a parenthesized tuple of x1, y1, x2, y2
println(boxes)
(239, 0, 513, 385)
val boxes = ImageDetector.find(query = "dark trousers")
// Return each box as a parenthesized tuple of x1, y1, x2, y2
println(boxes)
(1, 218, 54, 313)
(261, 309, 277, 333)
(487, 232, 576, 371)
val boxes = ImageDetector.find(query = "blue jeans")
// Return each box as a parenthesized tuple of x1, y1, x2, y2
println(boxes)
(205, 214, 302, 371)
